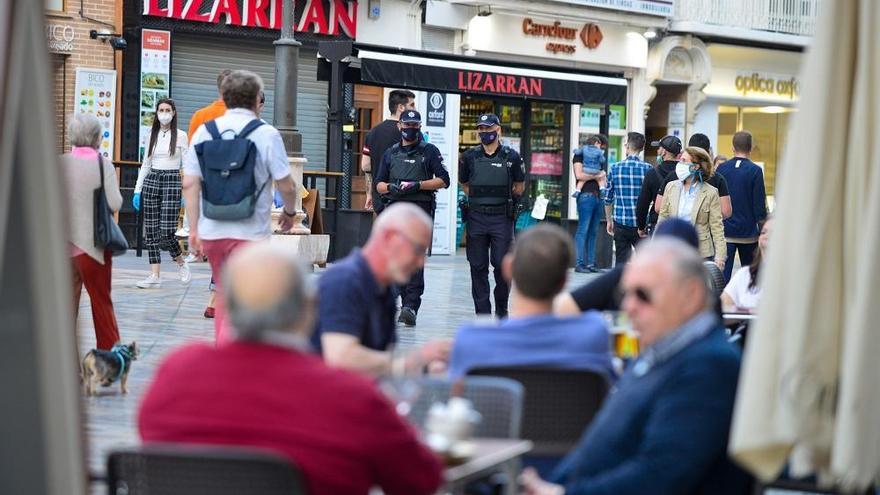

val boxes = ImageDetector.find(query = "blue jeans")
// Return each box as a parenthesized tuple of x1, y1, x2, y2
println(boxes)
(575, 193, 602, 268)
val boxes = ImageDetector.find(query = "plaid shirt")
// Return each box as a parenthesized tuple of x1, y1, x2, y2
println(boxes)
(604, 155, 652, 227)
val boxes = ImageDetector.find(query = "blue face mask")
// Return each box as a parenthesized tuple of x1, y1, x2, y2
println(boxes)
(401, 127, 419, 142)
(479, 131, 498, 146)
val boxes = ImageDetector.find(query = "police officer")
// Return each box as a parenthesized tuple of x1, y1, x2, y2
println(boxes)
(375, 110, 450, 327)
(459, 113, 525, 318)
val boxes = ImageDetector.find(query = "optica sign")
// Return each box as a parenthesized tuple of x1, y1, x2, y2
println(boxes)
(143, 0, 357, 37)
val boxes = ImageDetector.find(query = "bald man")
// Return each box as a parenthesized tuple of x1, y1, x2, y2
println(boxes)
(312, 202, 450, 377)
(521, 239, 749, 495)
(138, 243, 443, 495)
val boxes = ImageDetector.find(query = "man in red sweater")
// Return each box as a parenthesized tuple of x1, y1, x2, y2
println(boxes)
(138, 242, 443, 495)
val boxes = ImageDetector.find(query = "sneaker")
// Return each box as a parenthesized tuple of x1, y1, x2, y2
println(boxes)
(183, 253, 199, 263)
(204, 306, 215, 319)
(574, 266, 590, 274)
(178, 261, 192, 284)
(136, 274, 161, 289)
(398, 307, 417, 327)
(586, 265, 599, 273)
(175, 227, 189, 239)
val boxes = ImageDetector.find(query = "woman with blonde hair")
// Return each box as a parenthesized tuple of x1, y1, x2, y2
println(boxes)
(658, 146, 726, 270)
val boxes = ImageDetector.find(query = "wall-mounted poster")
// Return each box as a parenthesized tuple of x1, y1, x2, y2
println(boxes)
(74, 68, 117, 159)
(139, 29, 171, 160)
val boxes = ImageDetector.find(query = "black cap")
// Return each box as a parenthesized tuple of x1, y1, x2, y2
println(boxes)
(400, 110, 421, 123)
(688, 133, 711, 152)
(476, 113, 501, 127)
(651, 135, 682, 155)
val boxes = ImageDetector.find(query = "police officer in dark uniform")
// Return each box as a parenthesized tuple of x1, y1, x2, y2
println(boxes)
(375, 110, 450, 327)
(459, 113, 525, 318)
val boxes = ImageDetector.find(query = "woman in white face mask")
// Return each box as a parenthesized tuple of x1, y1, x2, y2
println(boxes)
(658, 146, 726, 270)
(133, 98, 191, 289)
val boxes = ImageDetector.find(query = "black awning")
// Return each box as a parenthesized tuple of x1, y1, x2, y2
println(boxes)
(321, 47, 628, 106)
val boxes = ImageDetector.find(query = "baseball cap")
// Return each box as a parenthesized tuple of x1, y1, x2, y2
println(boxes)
(651, 135, 683, 156)
(688, 133, 711, 152)
(400, 110, 421, 123)
(476, 113, 501, 128)
(654, 218, 699, 250)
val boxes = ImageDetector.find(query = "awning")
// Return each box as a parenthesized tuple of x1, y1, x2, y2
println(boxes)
(323, 47, 628, 105)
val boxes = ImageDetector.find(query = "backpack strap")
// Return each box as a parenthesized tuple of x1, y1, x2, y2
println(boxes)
(238, 119, 265, 139)
(205, 120, 222, 140)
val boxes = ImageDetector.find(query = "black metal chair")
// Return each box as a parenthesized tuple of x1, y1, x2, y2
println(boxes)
(407, 376, 525, 438)
(467, 367, 609, 456)
(107, 444, 308, 495)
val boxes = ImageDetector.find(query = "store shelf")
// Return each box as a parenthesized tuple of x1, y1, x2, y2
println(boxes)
(532, 147, 562, 152)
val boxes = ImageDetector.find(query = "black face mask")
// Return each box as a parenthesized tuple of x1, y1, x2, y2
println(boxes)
(479, 131, 498, 146)
(401, 127, 419, 142)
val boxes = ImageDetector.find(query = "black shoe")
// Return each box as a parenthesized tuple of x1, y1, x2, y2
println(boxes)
(574, 266, 590, 273)
(398, 307, 417, 327)
(495, 312, 508, 320)
(587, 265, 599, 273)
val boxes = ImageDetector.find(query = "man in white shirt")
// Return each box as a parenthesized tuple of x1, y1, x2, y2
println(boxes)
(182, 70, 299, 344)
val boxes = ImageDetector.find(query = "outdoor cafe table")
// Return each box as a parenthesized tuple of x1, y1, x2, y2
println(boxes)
(440, 438, 533, 495)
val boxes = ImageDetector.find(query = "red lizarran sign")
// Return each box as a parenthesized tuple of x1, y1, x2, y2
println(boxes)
(143, 0, 357, 38)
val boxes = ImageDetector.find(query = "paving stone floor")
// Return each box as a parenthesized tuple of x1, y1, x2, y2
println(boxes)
(78, 249, 600, 478)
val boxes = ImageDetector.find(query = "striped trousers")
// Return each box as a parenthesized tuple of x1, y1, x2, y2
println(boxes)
(142, 170, 182, 264)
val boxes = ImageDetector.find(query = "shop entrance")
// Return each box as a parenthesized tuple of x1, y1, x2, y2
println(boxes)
(459, 97, 570, 220)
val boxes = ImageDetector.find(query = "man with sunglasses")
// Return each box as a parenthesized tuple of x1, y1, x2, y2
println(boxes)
(375, 110, 450, 327)
(521, 238, 750, 495)
(312, 203, 450, 378)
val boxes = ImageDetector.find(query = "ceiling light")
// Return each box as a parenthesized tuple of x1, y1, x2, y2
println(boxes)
(643, 29, 657, 39)
(759, 106, 787, 113)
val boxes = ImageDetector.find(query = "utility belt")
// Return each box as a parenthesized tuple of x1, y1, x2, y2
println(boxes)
(470, 204, 511, 215)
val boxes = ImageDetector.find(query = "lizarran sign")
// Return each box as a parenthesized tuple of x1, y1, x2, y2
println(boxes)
(142, 0, 357, 37)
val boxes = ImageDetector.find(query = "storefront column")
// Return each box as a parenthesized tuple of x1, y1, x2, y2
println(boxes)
(628, 67, 649, 134)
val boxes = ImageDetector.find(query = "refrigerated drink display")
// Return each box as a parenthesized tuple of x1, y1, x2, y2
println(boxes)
(458, 97, 495, 153)
(528, 102, 566, 219)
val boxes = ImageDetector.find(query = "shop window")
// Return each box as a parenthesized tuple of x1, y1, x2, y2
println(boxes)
(46, 0, 64, 12)
(717, 105, 794, 198)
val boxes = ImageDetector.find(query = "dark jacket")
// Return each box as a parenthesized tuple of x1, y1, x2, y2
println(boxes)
(549, 325, 750, 495)
(636, 160, 676, 230)
(715, 157, 767, 238)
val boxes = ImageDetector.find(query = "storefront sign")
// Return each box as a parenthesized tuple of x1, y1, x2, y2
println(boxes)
(138, 29, 171, 161)
(521, 18, 603, 55)
(546, 0, 673, 17)
(426, 92, 446, 127)
(668, 102, 686, 128)
(74, 68, 117, 159)
(46, 24, 75, 54)
(735, 72, 799, 100)
(142, 0, 357, 37)
(417, 92, 459, 255)
(359, 55, 627, 105)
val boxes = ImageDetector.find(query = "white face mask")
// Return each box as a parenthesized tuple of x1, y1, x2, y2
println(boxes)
(157, 113, 173, 126)
(675, 161, 691, 181)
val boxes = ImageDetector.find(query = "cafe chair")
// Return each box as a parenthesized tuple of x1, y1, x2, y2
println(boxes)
(408, 376, 525, 439)
(107, 444, 308, 495)
(703, 260, 726, 297)
(467, 367, 609, 457)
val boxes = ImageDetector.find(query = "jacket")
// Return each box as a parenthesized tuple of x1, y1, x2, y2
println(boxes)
(659, 180, 726, 260)
(63, 149, 123, 263)
(549, 326, 750, 495)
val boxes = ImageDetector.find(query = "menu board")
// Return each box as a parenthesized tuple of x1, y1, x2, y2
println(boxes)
(74, 68, 117, 159)
(139, 29, 171, 160)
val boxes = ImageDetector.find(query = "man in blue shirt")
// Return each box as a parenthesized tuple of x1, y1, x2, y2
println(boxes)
(449, 224, 614, 380)
(715, 131, 768, 282)
(520, 238, 750, 495)
(313, 203, 450, 377)
(604, 132, 652, 266)
(375, 110, 451, 327)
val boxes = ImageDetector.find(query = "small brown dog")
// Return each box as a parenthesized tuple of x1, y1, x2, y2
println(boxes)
(81, 341, 139, 396)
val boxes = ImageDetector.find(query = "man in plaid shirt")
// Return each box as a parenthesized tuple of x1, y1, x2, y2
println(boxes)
(604, 132, 652, 265)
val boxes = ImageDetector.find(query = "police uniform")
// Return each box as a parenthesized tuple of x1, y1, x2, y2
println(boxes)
(374, 110, 450, 324)
(459, 114, 525, 317)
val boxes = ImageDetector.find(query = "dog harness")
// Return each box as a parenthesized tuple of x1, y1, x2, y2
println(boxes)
(110, 344, 133, 382)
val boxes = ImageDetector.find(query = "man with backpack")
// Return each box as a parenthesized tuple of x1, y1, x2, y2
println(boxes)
(182, 70, 299, 343)
(374, 110, 450, 327)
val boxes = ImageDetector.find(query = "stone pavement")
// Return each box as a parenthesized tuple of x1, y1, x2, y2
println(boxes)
(77, 249, 600, 476)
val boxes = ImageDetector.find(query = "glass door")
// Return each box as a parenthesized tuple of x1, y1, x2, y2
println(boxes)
(528, 102, 566, 220)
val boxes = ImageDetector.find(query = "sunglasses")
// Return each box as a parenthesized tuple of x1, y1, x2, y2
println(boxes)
(623, 286, 653, 305)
